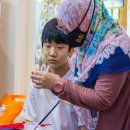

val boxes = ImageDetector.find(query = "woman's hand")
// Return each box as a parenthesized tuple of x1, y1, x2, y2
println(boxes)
(31, 71, 61, 89)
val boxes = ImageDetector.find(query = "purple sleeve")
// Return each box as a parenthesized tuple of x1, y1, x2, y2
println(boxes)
(52, 71, 129, 111)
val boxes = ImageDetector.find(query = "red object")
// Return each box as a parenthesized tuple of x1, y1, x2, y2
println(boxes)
(40, 124, 52, 127)
(0, 122, 51, 129)
(0, 122, 24, 129)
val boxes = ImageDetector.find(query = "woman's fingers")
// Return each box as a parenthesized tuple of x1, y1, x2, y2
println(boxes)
(31, 72, 60, 89)
(31, 71, 46, 81)
(32, 79, 42, 85)
(32, 71, 43, 75)
(31, 74, 42, 81)
(31, 71, 47, 88)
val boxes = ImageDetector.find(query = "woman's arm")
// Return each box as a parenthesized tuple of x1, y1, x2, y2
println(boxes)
(53, 71, 129, 111)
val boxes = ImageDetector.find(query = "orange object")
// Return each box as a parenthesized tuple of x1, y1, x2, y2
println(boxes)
(0, 94, 26, 125)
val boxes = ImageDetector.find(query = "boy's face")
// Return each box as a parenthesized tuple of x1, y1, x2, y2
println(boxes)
(43, 42, 72, 69)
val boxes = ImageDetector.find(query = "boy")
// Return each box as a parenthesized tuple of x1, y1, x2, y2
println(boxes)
(20, 18, 86, 130)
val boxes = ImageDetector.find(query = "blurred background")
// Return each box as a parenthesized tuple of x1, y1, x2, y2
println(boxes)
(0, 0, 130, 98)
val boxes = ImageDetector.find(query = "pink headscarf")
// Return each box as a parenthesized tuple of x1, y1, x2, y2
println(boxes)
(55, 0, 130, 83)
(56, 0, 95, 32)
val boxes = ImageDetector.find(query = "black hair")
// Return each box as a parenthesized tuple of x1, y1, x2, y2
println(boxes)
(41, 18, 71, 51)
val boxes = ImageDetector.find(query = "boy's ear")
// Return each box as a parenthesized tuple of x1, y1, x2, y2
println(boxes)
(68, 48, 74, 57)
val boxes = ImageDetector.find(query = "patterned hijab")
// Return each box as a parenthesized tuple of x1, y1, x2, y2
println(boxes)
(56, 0, 130, 85)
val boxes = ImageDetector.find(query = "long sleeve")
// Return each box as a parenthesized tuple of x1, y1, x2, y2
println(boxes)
(53, 71, 129, 111)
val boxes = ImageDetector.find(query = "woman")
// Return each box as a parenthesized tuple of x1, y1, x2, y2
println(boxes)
(31, 0, 130, 130)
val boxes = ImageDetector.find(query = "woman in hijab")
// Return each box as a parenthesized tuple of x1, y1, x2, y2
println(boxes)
(31, 0, 130, 130)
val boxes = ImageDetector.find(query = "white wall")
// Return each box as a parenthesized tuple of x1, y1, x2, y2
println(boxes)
(0, 0, 36, 98)
(14, 0, 36, 94)
(0, 0, 17, 98)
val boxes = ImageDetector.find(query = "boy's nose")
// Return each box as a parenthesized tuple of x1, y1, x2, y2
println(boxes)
(50, 47, 57, 56)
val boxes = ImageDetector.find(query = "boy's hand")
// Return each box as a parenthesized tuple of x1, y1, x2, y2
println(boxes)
(31, 71, 61, 89)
